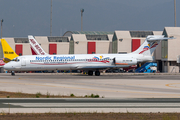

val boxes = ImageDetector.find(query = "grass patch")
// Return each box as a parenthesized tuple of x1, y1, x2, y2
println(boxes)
(70, 93, 75, 97)
(35, 92, 42, 98)
(0, 113, 180, 120)
(46, 92, 50, 98)
(0, 91, 102, 98)
(84, 94, 100, 98)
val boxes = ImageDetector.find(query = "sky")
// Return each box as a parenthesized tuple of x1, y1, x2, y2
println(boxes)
(0, 0, 179, 37)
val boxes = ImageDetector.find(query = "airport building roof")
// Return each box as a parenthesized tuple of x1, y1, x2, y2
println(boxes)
(63, 31, 114, 37)
(14, 38, 29, 43)
(48, 36, 69, 42)
(129, 31, 153, 37)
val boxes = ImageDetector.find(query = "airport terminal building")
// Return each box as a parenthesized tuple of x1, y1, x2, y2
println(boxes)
(0, 27, 180, 73)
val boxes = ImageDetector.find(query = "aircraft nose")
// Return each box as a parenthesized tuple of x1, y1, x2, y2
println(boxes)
(3, 63, 12, 70)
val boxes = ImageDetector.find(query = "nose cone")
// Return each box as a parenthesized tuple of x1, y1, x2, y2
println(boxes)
(3, 63, 12, 70)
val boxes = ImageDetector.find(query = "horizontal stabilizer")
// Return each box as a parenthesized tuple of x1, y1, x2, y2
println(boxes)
(147, 35, 175, 41)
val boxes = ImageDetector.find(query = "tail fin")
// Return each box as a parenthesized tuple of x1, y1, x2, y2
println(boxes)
(0, 58, 5, 66)
(131, 35, 174, 56)
(1, 39, 19, 63)
(28, 35, 49, 55)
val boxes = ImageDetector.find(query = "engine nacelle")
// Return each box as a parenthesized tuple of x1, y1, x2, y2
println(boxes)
(113, 57, 137, 65)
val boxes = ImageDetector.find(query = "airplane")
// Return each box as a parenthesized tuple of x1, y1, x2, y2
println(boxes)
(28, 35, 49, 55)
(0, 37, 48, 67)
(3, 35, 174, 76)
(1, 36, 48, 62)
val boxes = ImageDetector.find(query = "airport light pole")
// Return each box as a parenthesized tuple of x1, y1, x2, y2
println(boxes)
(1, 19, 3, 39)
(174, 0, 176, 27)
(50, 0, 52, 36)
(80, 9, 84, 31)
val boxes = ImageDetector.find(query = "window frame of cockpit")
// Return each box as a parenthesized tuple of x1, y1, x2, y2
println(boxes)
(12, 58, 20, 62)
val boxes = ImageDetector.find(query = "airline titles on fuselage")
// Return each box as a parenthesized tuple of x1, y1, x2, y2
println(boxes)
(30, 56, 112, 65)
(35, 56, 75, 60)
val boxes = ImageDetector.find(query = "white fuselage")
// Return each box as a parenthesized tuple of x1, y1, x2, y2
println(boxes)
(3, 53, 152, 71)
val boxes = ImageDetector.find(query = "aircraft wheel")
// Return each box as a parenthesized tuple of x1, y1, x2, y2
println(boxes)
(88, 70, 93, 76)
(11, 71, 15, 76)
(95, 71, 100, 76)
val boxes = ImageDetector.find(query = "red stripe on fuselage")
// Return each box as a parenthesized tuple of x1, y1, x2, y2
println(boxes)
(30, 60, 110, 65)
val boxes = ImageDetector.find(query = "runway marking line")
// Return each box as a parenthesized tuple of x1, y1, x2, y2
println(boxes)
(0, 81, 180, 97)
(166, 83, 180, 88)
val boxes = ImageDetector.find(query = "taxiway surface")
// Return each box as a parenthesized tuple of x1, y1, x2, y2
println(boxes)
(0, 73, 180, 98)
(1, 98, 180, 113)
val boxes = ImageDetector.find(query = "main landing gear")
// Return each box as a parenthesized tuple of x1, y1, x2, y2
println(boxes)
(95, 71, 100, 76)
(88, 70, 93, 76)
(11, 71, 15, 76)
(88, 70, 100, 76)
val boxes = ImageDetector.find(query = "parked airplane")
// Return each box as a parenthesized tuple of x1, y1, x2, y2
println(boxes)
(28, 35, 49, 55)
(3, 35, 173, 76)
(0, 37, 48, 65)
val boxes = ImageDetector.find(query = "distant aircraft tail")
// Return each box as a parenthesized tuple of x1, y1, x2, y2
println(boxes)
(131, 35, 174, 56)
(1, 39, 19, 63)
(0, 58, 5, 66)
(28, 35, 49, 55)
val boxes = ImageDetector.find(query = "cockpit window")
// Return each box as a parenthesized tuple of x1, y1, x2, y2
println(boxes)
(12, 58, 16, 61)
(12, 58, 20, 62)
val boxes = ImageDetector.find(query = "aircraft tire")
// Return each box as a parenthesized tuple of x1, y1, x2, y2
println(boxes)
(95, 71, 100, 76)
(11, 71, 15, 76)
(88, 71, 93, 76)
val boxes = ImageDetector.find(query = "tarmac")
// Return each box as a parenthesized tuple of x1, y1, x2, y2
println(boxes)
(1, 73, 180, 113)
(0, 73, 180, 98)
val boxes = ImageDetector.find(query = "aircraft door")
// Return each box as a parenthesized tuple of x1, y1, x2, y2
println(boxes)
(113, 58, 116, 65)
(21, 57, 26, 66)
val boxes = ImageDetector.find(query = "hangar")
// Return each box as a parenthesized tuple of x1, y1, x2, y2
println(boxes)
(0, 27, 180, 73)
(64, 31, 113, 54)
